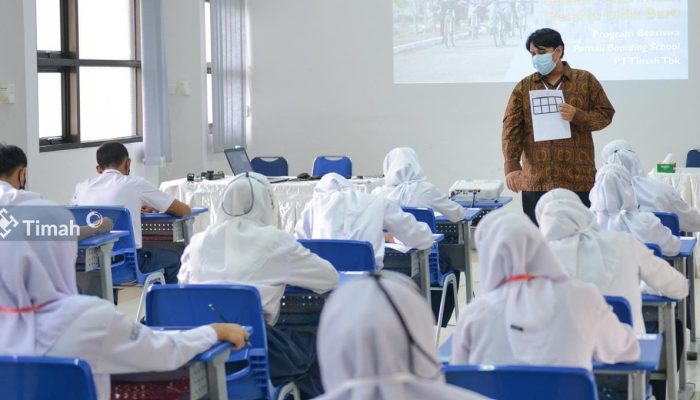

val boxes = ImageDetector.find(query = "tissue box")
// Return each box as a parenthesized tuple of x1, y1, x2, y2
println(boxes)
(656, 163, 676, 173)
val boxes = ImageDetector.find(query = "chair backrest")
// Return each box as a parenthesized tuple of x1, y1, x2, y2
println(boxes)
(146, 284, 267, 349)
(646, 243, 663, 257)
(298, 239, 375, 272)
(312, 155, 352, 178)
(251, 156, 288, 177)
(0, 356, 97, 400)
(145, 284, 271, 399)
(686, 149, 700, 168)
(67, 206, 144, 284)
(653, 211, 680, 236)
(443, 365, 598, 400)
(401, 207, 437, 232)
(604, 295, 633, 326)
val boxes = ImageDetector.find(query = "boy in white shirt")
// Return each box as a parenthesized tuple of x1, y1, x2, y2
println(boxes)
(72, 142, 191, 283)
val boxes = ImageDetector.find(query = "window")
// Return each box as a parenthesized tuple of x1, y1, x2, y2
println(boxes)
(205, 0, 213, 128)
(36, 0, 142, 151)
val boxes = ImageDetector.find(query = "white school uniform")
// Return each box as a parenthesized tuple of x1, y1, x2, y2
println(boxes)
(0, 239, 218, 400)
(316, 271, 487, 400)
(179, 172, 338, 325)
(372, 147, 466, 222)
(295, 173, 434, 268)
(536, 189, 688, 334)
(602, 140, 700, 232)
(72, 169, 175, 248)
(452, 211, 639, 370)
(590, 164, 681, 256)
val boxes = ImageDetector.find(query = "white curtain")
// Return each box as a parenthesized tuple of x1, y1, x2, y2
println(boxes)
(140, 0, 172, 165)
(210, 0, 246, 152)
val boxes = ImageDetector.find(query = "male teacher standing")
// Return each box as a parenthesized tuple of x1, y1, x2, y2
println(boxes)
(502, 28, 615, 224)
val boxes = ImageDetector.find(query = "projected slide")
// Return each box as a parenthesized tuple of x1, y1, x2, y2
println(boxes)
(393, 0, 688, 83)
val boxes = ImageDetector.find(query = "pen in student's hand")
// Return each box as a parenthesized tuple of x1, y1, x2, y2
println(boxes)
(208, 303, 252, 347)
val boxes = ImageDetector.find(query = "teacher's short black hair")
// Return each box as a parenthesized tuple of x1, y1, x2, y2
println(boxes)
(0, 144, 28, 177)
(526, 28, 565, 57)
(96, 141, 130, 169)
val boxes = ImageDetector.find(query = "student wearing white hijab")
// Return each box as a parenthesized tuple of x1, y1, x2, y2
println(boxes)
(590, 164, 681, 256)
(179, 171, 338, 398)
(0, 238, 249, 400)
(372, 147, 465, 326)
(602, 140, 700, 232)
(295, 173, 434, 268)
(536, 188, 688, 334)
(452, 210, 639, 370)
(372, 147, 466, 222)
(315, 271, 487, 400)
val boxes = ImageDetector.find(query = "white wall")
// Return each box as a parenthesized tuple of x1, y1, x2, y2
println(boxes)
(4, 0, 698, 207)
(245, 0, 700, 202)
(0, 0, 217, 204)
(0, 1, 30, 152)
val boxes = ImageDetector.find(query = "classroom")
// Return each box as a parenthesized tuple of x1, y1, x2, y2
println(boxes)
(1, 0, 699, 399)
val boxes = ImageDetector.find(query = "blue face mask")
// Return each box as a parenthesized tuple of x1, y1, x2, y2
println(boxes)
(532, 51, 557, 76)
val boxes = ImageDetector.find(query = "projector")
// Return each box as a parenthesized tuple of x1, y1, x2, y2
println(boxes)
(449, 179, 504, 202)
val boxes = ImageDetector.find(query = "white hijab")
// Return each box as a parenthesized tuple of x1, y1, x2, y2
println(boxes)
(475, 210, 569, 365)
(601, 139, 683, 218)
(316, 271, 485, 400)
(601, 140, 646, 178)
(536, 189, 613, 289)
(590, 164, 657, 238)
(307, 173, 378, 239)
(179, 172, 288, 283)
(0, 229, 87, 356)
(378, 147, 428, 203)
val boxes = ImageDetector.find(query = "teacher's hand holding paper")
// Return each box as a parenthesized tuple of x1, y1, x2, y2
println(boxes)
(559, 101, 577, 122)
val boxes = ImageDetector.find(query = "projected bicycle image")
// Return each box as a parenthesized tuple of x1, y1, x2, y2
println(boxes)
(392, 0, 688, 83)
(531, 96, 563, 115)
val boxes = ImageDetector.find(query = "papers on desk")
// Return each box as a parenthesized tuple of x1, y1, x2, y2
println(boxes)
(529, 89, 571, 142)
(385, 242, 412, 253)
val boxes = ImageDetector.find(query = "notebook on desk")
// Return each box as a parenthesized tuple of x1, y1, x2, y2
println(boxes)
(224, 147, 288, 183)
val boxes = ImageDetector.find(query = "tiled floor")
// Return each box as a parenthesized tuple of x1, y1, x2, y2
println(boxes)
(118, 254, 700, 398)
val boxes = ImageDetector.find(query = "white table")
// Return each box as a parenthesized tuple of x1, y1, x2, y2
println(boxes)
(648, 168, 700, 272)
(160, 177, 384, 234)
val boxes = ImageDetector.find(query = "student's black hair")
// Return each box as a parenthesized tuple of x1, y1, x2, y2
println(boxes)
(0, 144, 28, 177)
(526, 28, 565, 58)
(96, 141, 130, 169)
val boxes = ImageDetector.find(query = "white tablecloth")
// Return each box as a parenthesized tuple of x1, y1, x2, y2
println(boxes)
(160, 177, 384, 234)
(648, 167, 700, 272)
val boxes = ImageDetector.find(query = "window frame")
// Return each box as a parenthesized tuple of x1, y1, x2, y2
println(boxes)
(37, 0, 144, 152)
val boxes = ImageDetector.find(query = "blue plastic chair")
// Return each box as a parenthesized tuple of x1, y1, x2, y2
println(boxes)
(394, 207, 458, 346)
(298, 239, 375, 272)
(251, 156, 289, 177)
(653, 211, 680, 237)
(605, 295, 634, 326)
(67, 206, 165, 320)
(686, 149, 700, 168)
(145, 284, 299, 400)
(443, 364, 598, 400)
(312, 156, 352, 178)
(645, 243, 663, 258)
(0, 355, 97, 400)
